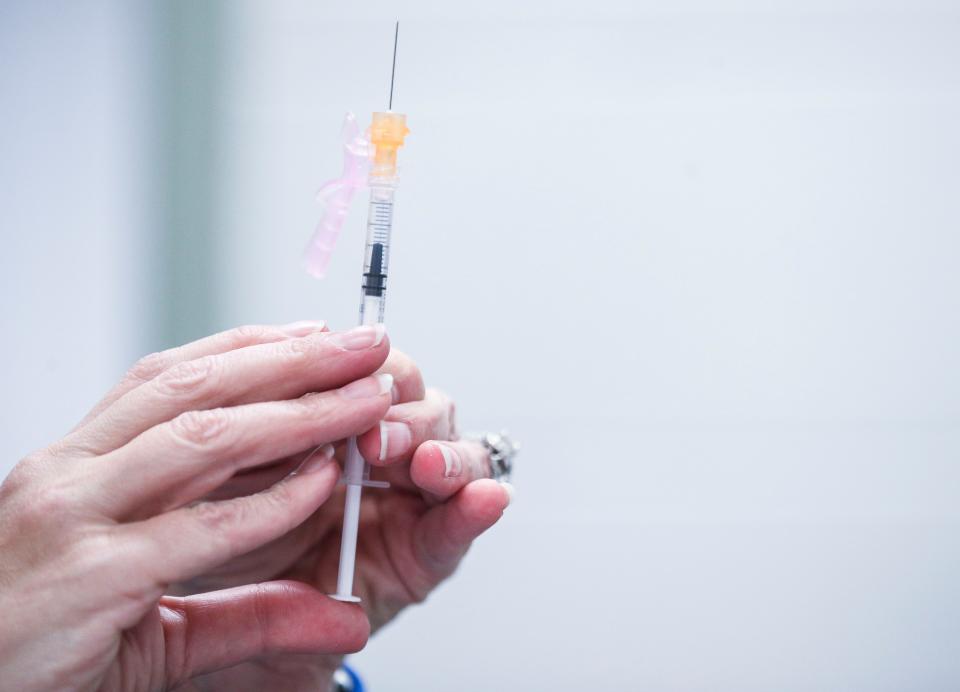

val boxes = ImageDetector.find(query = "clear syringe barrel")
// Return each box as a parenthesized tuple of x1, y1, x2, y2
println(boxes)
(358, 183, 396, 326)
(333, 180, 397, 603)
(333, 110, 408, 603)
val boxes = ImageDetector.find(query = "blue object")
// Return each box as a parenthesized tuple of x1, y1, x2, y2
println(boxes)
(342, 663, 365, 692)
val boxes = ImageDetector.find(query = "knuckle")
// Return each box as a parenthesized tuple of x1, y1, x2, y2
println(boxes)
(252, 582, 271, 633)
(1, 459, 88, 547)
(168, 408, 232, 449)
(23, 482, 72, 523)
(43, 439, 73, 457)
(189, 487, 288, 553)
(231, 324, 276, 346)
(187, 501, 242, 555)
(267, 479, 294, 507)
(281, 332, 325, 363)
(293, 392, 328, 417)
(76, 531, 161, 613)
(69, 530, 122, 578)
(155, 355, 220, 399)
(127, 351, 169, 383)
(190, 498, 238, 531)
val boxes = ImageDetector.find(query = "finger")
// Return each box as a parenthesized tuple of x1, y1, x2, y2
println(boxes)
(202, 454, 305, 502)
(180, 501, 336, 592)
(75, 321, 327, 430)
(357, 388, 455, 466)
(412, 479, 512, 580)
(128, 454, 341, 583)
(199, 444, 328, 503)
(183, 491, 347, 594)
(160, 580, 368, 686)
(409, 439, 493, 502)
(88, 374, 394, 519)
(66, 325, 389, 456)
(375, 348, 425, 404)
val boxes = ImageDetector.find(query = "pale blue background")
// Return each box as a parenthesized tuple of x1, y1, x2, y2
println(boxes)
(3, 1, 960, 690)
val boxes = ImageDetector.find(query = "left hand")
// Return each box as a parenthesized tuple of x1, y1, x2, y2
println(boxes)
(175, 346, 512, 691)
(0, 321, 395, 692)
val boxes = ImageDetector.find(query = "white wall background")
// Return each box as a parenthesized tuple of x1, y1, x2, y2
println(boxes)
(0, 2, 152, 469)
(4, 1, 960, 690)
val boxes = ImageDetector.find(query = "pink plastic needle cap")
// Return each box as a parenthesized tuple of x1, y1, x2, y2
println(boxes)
(304, 113, 370, 279)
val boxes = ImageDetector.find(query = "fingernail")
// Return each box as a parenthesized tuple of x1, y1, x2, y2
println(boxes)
(500, 481, 515, 506)
(298, 444, 336, 474)
(331, 324, 386, 350)
(438, 444, 462, 478)
(340, 373, 394, 400)
(281, 320, 326, 336)
(378, 421, 412, 461)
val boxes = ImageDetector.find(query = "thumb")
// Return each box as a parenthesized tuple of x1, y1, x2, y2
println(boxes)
(159, 580, 369, 685)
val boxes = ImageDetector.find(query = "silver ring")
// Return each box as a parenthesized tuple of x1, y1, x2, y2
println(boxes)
(474, 430, 519, 482)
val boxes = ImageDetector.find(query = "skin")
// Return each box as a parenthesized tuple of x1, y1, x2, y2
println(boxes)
(0, 321, 511, 691)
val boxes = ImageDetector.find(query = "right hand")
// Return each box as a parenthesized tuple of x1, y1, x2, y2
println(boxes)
(0, 321, 393, 691)
(174, 349, 513, 691)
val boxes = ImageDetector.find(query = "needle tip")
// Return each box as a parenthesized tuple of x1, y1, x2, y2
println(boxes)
(388, 22, 399, 111)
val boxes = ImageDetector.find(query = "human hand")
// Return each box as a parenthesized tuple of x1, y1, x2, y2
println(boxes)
(177, 349, 513, 691)
(0, 322, 397, 691)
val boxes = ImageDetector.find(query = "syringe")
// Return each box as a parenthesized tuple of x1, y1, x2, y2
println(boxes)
(332, 25, 410, 603)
